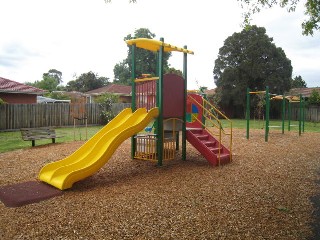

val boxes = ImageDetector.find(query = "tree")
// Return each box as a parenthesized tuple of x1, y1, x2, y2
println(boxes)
(213, 25, 292, 117)
(24, 69, 64, 92)
(105, 1, 319, 35)
(291, 75, 307, 88)
(36, 75, 59, 92)
(113, 28, 172, 85)
(165, 67, 183, 77)
(238, 0, 320, 35)
(43, 69, 63, 85)
(308, 89, 320, 105)
(66, 71, 109, 92)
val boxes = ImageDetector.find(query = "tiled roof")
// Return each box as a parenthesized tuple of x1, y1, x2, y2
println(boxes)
(86, 84, 131, 95)
(287, 87, 320, 98)
(0, 77, 46, 94)
(204, 88, 216, 96)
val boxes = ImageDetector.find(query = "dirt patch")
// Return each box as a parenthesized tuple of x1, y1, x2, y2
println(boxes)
(0, 129, 320, 239)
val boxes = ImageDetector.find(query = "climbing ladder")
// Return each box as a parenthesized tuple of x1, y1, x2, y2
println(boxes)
(186, 95, 232, 166)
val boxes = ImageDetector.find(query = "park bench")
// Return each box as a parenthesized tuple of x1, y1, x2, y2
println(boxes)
(20, 127, 63, 147)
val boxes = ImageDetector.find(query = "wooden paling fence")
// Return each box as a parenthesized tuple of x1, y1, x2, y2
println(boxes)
(0, 103, 131, 130)
(290, 106, 320, 122)
(0, 103, 318, 131)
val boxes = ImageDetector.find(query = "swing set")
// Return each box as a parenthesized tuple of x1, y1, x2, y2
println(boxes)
(246, 86, 305, 142)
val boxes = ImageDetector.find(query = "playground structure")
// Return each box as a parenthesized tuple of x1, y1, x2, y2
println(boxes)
(38, 38, 232, 190)
(246, 86, 305, 142)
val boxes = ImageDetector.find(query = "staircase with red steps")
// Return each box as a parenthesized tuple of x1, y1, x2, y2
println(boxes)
(186, 128, 231, 166)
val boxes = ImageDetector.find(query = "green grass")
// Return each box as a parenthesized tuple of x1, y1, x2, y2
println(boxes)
(0, 126, 103, 153)
(0, 119, 319, 153)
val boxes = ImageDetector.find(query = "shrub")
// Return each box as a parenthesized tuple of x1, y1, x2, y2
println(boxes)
(308, 89, 320, 106)
(0, 98, 6, 105)
(96, 93, 118, 124)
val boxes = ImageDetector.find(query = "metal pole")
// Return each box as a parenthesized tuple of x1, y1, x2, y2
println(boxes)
(156, 37, 164, 166)
(265, 86, 270, 142)
(246, 87, 250, 139)
(299, 94, 302, 136)
(131, 43, 136, 159)
(288, 101, 291, 131)
(282, 94, 285, 134)
(302, 97, 305, 132)
(182, 46, 188, 161)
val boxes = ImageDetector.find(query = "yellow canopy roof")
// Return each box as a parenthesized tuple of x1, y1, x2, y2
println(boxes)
(126, 38, 194, 54)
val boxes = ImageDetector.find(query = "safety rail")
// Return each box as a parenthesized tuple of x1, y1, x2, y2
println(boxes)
(163, 118, 183, 160)
(134, 134, 157, 162)
(188, 95, 233, 163)
(134, 118, 181, 162)
(135, 77, 158, 111)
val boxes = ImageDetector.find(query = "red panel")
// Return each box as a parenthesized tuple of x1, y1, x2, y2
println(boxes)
(163, 74, 184, 118)
(186, 93, 203, 128)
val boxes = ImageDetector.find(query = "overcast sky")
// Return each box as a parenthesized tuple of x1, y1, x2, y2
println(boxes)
(0, 0, 319, 90)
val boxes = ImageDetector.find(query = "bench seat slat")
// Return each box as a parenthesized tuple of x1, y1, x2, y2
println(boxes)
(20, 127, 63, 146)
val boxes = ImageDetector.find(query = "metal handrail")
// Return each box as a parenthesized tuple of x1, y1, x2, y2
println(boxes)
(188, 95, 233, 163)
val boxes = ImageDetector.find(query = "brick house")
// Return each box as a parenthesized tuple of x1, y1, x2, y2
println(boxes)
(86, 84, 132, 103)
(0, 77, 46, 104)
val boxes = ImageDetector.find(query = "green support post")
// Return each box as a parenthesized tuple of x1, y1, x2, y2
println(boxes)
(182, 46, 188, 161)
(282, 94, 285, 134)
(299, 94, 302, 136)
(202, 93, 207, 126)
(288, 101, 291, 131)
(130, 43, 136, 159)
(302, 97, 305, 132)
(246, 88, 250, 139)
(265, 86, 270, 142)
(156, 37, 164, 166)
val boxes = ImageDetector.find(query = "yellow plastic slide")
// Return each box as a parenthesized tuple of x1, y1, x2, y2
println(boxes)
(38, 107, 159, 190)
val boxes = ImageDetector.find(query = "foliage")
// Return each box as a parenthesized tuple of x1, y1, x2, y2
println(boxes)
(238, 0, 320, 35)
(97, 93, 118, 124)
(308, 89, 320, 105)
(94, 92, 119, 104)
(213, 25, 292, 117)
(43, 69, 63, 85)
(113, 60, 131, 85)
(254, 93, 266, 120)
(113, 28, 176, 85)
(0, 98, 7, 105)
(66, 71, 109, 92)
(25, 69, 64, 92)
(44, 91, 71, 100)
(165, 67, 183, 77)
(291, 75, 307, 88)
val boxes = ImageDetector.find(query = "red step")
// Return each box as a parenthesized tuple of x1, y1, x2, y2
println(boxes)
(186, 128, 231, 166)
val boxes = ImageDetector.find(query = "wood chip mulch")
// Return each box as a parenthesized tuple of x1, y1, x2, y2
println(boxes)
(0, 129, 319, 239)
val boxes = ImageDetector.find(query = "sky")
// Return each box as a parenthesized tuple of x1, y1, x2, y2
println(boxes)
(0, 0, 319, 90)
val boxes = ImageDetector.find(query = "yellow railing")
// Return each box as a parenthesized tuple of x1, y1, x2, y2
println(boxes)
(134, 134, 157, 162)
(134, 118, 182, 162)
(163, 118, 183, 160)
(188, 95, 233, 163)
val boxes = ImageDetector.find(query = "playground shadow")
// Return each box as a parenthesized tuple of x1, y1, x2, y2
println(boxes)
(309, 170, 320, 240)
(70, 156, 212, 192)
